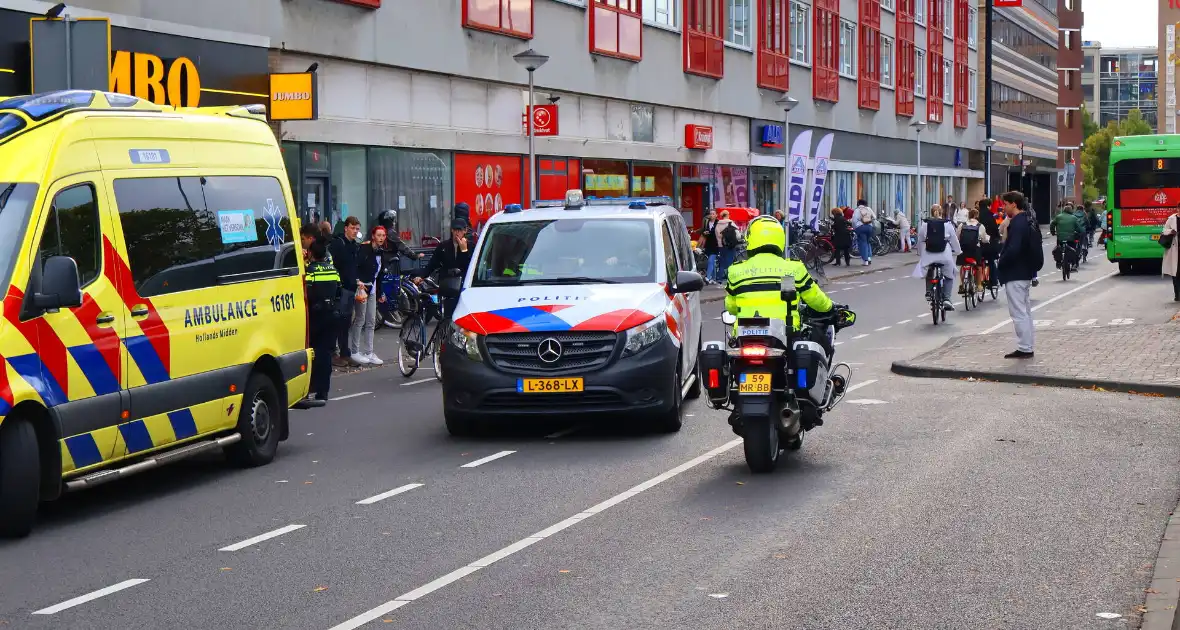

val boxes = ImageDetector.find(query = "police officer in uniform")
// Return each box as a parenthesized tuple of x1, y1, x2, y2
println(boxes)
(306, 237, 341, 402)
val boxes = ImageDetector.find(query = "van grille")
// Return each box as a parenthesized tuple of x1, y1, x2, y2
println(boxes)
(484, 331, 617, 373)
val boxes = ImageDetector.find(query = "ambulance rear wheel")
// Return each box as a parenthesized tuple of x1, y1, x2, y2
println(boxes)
(226, 374, 281, 467)
(0, 417, 40, 538)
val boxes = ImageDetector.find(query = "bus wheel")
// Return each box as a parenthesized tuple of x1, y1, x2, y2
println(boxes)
(1118, 261, 1133, 275)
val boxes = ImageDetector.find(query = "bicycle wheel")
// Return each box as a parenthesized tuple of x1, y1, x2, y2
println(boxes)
(931, 279, 941, 325)
(1062, 251, 1071, 281)
(398, 316, 423, 377)
(430, 322, 446, 381)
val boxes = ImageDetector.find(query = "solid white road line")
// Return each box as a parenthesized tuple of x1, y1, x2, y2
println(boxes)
(851, 333, 869, 340)
(847, 379, 877, 392)
(874, 326, 892, 331)
(330, 391, 372, 401)
(327, 439, 744, 630)
(219, 524, 306, 552)
(460, 450, 516, 468)
(400, 378, 435, 387)
(979, 271, 1117, 335)
(897, 319, 912, 324)
(33, 579, 151, 615)
(356, 483, 424, 506)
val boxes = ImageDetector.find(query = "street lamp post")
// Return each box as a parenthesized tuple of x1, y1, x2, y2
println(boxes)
(910, 119, 927, 221)
(983, 137, 998, 198)
(774, 95, 799, 250)
(513, 48, 549, 208)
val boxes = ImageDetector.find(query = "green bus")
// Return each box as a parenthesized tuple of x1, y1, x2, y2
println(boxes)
(1106, 134, 1178, 273)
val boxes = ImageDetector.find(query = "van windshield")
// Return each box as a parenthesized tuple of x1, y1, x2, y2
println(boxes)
(472, 218, 656, 286)
(0, 184, 39, 289)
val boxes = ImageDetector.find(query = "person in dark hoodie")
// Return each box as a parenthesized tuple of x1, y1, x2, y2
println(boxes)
(328, 216, 362, 367)
(996, 191, 1042, 359)
(417, 218, 474, 321)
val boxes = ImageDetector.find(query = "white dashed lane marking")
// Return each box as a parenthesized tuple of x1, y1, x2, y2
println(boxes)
(897, 319, 912, 324)
(460, 451, 517, 468)
(330, 392, 372, 401)
(219, 524, 306, 552)
(356, 483, 424, 506)
(32, 579, 151, 615)
(851, 333, 869, 340)
(874, 326, 892, 331)
(847, 379, 877, 392)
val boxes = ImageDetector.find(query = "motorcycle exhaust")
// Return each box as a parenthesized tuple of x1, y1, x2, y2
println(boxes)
(779, 403, 802, 438)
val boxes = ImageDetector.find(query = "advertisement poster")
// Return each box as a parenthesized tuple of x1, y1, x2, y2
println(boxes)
(454, 153, 522, 233)
(807, 133, 834, 228)
(786, 131, 814, 222)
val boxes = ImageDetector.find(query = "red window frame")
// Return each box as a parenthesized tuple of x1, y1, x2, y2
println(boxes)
(895, 0, 915, 117)
(857, 0, 881, 110)
(952, 0, 969, 127)
(813, 0, 840, 102)
(684, 0, 725, 78)
(463, 0, 534, 40)
(925, 0, 943, 123)
(590, 0, 643, 61)
(758, 0, 791, 91)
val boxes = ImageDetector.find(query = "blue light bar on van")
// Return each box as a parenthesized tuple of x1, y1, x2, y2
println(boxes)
(532, 200, 567, 208)
(504, 204, 523, 213)
(0, 90, 95, 121)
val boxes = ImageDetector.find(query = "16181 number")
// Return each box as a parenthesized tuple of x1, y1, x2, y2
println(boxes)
(270, 292, 295, 313)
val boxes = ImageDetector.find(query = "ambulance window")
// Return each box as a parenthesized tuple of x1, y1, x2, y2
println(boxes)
(660, 222, 677, 283)
(37, 184, 101, 287)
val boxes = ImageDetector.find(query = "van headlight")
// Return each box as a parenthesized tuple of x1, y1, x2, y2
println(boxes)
(449, 323, 483, 361)
(622, 316, 667, 357)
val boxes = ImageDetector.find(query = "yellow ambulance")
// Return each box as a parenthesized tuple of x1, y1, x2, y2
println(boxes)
(0, 90, 313, 537)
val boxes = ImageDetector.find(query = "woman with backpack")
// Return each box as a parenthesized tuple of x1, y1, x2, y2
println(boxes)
(699, 210, 721, 284)
(911, 204, 961, 312)
(852, 199, 877, 266)
(714, 210, 739, 279)
(956, 207, 991, 294)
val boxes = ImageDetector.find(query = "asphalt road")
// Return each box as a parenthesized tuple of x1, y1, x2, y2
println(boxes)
(1, 247, 1177, 629)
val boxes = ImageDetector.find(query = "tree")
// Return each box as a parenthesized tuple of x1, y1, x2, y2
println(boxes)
(1080, 109, 1154, 201)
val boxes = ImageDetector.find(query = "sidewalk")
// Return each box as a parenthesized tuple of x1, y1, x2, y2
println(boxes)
(701, 250, 920, 304)
(891, 317, 1180, 397)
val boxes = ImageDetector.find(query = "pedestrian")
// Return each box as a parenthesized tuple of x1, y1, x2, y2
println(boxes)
(773, 209, 785, 225)
(1161, 205, 1180, 301)
(305, 237, 341, 402)
(979, 198, 1002, 289)
(830, 208, 853, 266)
(319, 220, 333, 239)
(852, 199, 876, 265)
(328, 216, 362, 366)
(950, 196, 967, 226)
(912, 203, 960, 311)
(715, 210, 739, 279)
(419, 219, 474, 321)
(699, 210, 721, 283)
(354, 225, 391, 366)
(893, 209, 911, 253)
(996, 190, 1043, 359)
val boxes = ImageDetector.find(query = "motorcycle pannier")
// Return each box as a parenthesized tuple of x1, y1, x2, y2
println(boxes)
(698, 342, 730, 405)
(792, 340, 830, 404)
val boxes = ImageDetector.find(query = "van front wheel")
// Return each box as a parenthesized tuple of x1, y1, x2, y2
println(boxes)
(0, 418, 40, 538)
(225, 374, 282, 467)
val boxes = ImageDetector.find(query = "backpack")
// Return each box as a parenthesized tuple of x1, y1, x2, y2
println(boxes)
(1025, 216, 1044, 272)
(959, 224, 980, 250)
(722, 224, 739, 248)
(924, 218, 948, 253)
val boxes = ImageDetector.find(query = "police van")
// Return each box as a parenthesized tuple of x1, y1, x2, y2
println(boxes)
(441, 190, 705, 435)
(0, 91, 313, 537)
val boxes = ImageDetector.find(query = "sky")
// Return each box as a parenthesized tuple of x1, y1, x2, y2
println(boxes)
(1082, 0, 1157, 48)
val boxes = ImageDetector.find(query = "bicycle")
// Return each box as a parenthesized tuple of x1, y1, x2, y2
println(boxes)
(926, 263, 948, 324)
(959, 260, 979, 311)
(1058, 240, 1079, 281)
(397, 277, 447, 379)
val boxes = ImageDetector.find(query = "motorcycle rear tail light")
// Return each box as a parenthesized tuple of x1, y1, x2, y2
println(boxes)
(740, 346, 767, 357)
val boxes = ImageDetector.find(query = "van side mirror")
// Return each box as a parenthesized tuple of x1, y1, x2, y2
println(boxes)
(672, 270, 704, 294)
(33, 256, 82, 311)
(780, 274, 797, 302)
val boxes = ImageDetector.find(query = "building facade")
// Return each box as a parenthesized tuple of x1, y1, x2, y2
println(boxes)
(1056, 0, 1083, 203)
(1080, 44, 1158, 130)
(1159, 3, 1180, 135)
(3, 0, 984, 241)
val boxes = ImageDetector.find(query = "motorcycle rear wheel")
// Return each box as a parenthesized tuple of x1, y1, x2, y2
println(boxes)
(743, 416, 780, 473)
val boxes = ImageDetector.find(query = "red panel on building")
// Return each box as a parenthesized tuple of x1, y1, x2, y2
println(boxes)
(813, 0, 840, 102)
(455, 154, 524, 231)
(857, 0, 881, 110)
(925, 0, 944, 123)
(538, 158, 582, 202)
(590, 0, 642, 61)
(895, 0, 915, 117)
(684, 0, 725, 77)
(463, 0, 534, 39)
(521, 104, 559, 136)
(757, 0, 791, 91)
(685, 124, 714, 149)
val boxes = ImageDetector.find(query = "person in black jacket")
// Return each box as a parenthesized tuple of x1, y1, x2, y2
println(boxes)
(996, 191, 1040, 359)
(830, 208, 853, 266)
(305, 237, 341, 402)
(417, 219, 473, 320)
(328, 216, 362, 366)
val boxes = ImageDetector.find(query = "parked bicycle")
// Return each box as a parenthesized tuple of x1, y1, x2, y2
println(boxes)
(397, 276, 447, 379)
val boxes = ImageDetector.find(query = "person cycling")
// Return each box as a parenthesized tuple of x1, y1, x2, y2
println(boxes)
(1083, 201, 1100, 246)
(724, 216, 834, 349)
(956, 207, 990, 294)
(1071, 203, 1089, 258)
(1050, 204, 1082, 269)
(912, 204, 962, 311)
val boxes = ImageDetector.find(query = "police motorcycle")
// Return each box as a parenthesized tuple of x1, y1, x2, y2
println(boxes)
(698, 276, 856, 473)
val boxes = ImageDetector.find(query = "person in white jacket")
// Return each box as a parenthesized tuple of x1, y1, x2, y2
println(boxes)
(893, 209, 911, 253)
(912, 204, 962, 311)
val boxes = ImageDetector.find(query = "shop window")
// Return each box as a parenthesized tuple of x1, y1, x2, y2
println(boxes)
(789, 1, 811, 64)
(330, 147, 368, 233)
(37, 184, 101, 288)
(463, 0, 534, 39)
(114, 176, 296, 297)
(758, 0, 791, 91)
(631, 163, 675, 198)
(538, 158, 582, 201)
(591, 0, 643, 61)
(684, 0, 725, 78)
(812, 0, 839, 101)
(858, 0, 881, 110)
(371, 148, 454, 246)
(583, 159, 630, 197)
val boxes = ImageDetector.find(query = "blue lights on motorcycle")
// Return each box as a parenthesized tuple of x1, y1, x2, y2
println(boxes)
(797, 368, 808, 389)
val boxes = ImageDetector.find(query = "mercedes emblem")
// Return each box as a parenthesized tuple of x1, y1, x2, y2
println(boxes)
(537, 338, 563, 363)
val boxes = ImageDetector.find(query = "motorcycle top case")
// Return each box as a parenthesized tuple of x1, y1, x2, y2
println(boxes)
(792, 340, 830, 404)
(698, 342, 730, 402)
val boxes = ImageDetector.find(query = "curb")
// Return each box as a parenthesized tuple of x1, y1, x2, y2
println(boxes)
(1142, 505, 1180, 630)
(889, 359, 1180, 398)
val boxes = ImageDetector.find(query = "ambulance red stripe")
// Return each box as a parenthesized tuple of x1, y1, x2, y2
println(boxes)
(72, 293, 122, 382)
(3, 287, 70, 399)
(102, 239, 170, 372)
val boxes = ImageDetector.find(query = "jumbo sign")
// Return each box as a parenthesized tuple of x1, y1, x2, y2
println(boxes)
(110, 50, 202, 107)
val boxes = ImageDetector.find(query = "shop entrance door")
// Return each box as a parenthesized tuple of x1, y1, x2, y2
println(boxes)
(680, 182, 709, 230)
(304, 177, 330, 228)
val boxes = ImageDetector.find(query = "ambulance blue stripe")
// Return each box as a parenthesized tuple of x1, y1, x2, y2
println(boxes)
(68, 344, 121, 396)
(124, 335, 170, 384)
(119, 420, 154, 454)
(490, 307, 573, 332)
(65, 433, 103, 469)
(168, 409, 198, 440)
(0, 398, 10, 416)
(6, 354, 67, 407)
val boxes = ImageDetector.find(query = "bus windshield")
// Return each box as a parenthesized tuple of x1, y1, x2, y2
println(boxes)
(1112, 157, 1179, 227)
